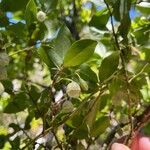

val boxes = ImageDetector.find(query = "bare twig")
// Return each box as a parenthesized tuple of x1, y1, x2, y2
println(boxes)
(9, 45, 35, 56)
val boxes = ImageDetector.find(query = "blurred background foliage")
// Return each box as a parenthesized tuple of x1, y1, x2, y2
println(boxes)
(0, 0, 150, 149)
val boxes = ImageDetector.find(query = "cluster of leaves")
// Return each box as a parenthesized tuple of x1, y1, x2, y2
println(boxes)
(0, 0, 150, 149)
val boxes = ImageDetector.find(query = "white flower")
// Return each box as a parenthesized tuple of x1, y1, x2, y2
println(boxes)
(36, 11, 46, 22)
(62, 101, 74, 113)
(66, 81, 81, 98)
(0, 52, 9, 67)
(0, 82, 4, 95)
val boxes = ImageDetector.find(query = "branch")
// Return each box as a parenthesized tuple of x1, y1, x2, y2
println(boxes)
(104, 0, 133, 145)
(134, 105, 150, 132)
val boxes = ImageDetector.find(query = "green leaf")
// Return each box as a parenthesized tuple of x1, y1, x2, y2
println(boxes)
(25, 0, 37, 26)
(29, 85, 40, 102)
(24, 113, 34, 130)
(1, 80, 13, 94)
(79, 64, 98, 83)
(136, 2, 150, 14)
(89, 8, 109, 30)
(10, 136, 20, 149)
(90, 116, 109, 137)
(38, 25, 72, 67)
(99, 94, 109, 111)
(38, 46, 55, 68)
(85, 96, 101, 128)
(72, 123, 88, 139)
(7, 22, 27, 38)
(0, 0, 29, 12)
(79, 64, 98, 92)
(66, 100, 90, 128)
(64, 39, 97, 67)
(99, 52, 119, 82)
(4, 92, 30, 113)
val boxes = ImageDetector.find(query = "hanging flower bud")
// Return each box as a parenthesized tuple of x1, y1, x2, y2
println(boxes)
(36, 11, 46, 22)
(62, 101, 74, 113)
(0, 82, 4, 95)
(0, 52, 9, 67)
(66, 81, 81, 98)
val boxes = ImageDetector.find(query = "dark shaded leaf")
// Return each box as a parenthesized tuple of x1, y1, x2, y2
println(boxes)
(7, 22, 27, 38)
(72, 123, 88, 139)
(78, 64, 98, 92)
(9, 136, 20, 149)
(4, 92, 30, 113)
(89, 8, 109, 30)
(99, 52, 119, 82)
(0, 0, 29, 12)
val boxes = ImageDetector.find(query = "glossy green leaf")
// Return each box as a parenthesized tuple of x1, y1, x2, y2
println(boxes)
(64, 39, 97, 67)
(90, 116, 109, 137)
(99, 52, 119, 82)
(89, 8, 109, 30)
(38, 25, 72, 67)
(25, 0, 37, 26)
